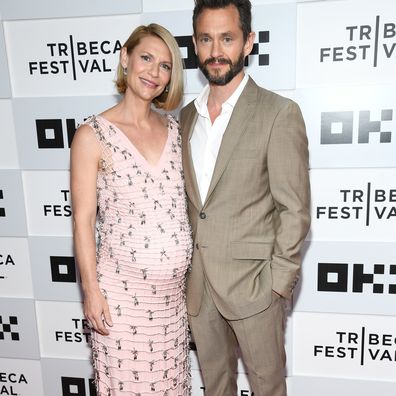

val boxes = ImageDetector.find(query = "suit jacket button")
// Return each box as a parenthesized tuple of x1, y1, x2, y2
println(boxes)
(195, 243, 199, 249)
(199, 212, 206, 219)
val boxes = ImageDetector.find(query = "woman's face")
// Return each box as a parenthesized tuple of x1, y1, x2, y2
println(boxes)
(121, 35, 172, 102)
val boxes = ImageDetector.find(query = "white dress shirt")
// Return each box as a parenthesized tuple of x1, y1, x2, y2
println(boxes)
(190, 74, 249, 203)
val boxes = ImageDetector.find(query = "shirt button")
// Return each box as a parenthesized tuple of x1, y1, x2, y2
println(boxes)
(199, 212, 206, 219)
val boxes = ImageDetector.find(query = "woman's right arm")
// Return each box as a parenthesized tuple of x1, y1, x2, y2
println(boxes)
(70, 124, 113, 336)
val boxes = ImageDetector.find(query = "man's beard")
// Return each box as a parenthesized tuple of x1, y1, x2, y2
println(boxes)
(198, 51, 245, 86)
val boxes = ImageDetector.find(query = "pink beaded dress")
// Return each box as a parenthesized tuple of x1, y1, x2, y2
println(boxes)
(84, 114, 192, 396)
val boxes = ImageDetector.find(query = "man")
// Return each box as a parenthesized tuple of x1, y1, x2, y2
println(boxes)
(180, 0, 310, 395)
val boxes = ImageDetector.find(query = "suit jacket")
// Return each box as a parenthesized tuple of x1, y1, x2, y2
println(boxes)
(180, 77, 310, 320)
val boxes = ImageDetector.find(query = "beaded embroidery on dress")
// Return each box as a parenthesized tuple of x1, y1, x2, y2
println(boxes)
(84, 114, 192, 396)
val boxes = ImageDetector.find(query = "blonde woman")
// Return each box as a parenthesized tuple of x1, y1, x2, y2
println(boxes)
(71, 24, 191, 395)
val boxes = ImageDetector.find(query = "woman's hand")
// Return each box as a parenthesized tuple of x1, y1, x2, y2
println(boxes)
(84, 288, 113, 336)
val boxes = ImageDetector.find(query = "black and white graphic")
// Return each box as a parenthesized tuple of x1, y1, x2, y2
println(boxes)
(293, 312, 396, 381)
(23, 171, 72, 236)
(29, 236, 82, 302)
(318, 16, 395, 67)
(0, 190, 4, 218)
(0, 298, 40, 359)
(0, 315, 19, 341)
(296, 85, 396, 168)
(36, 301, 91, 359)
(0, 358, 44, 396)
(0, 170, 28, 237)
(0, 237, 33, 298)
(27, 38, 121, 79)
(13, 96, 119, 170)
(309, 169, 396, 241)
(51, 256, 77, 283)
(61, 376, 96, 396)
(295, 241, 396, 315)
(320, 109, 392, 144)
(4, 14, 141, 96)
(41, 358, 95, 396)
(317, 263, 396, 294)
(297, 0, 396, 86)
(36, 118, 75, 149)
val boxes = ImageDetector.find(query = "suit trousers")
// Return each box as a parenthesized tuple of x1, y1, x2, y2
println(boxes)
(189, 282, 287, 396)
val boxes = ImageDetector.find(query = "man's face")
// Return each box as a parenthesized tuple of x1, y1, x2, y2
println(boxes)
(193, 5, 253, 86)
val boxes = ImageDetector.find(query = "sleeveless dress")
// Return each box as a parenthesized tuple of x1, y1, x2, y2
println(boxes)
(85, 114, 192, 396)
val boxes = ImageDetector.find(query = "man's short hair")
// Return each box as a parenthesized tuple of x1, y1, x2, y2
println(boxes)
(193, 0, 252, 42)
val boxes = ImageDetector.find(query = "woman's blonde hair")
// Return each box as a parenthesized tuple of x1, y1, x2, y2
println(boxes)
(115, 24, 184, 111)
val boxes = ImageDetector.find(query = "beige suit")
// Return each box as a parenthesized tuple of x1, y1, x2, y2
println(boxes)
(180, 77, 310, 395)
(181, 77, 310, 317)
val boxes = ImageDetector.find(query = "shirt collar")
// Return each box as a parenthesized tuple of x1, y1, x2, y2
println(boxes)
(194, 73, 249, 116)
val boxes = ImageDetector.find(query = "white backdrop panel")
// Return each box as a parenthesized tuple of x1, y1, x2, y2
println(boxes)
(4, 14, 141, 97)
(0, 297, 40, 359)
(0, 0, 142, 20)
(36, 300, 91, 359)
(29, 236, 82, 302)
(293, 311, 396, 381)
(22, 171, 72, 236)
(13, 95, 119, 170)
(0, 237, 33, 298)
(274, 90, 296, 101)
(0, 99, 19, 168)
(295, 85, 396, 168)
(0, 170, 27, 237)
(0, 357, 44, 396)
(250, 3, 297, 90)
(41, 358, 96, 396)
(290, 376, 396, 396)
(308, 168, 396, 241)
(294, 241, 396, 315)
(297, 0, 396, 87)
(0, 23, 11, 98)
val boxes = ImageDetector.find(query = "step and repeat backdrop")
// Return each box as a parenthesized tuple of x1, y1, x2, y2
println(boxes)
(1, 0, 395, 395)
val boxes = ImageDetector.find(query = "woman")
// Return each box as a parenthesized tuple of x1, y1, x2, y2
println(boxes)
(70, 24, 191, 395)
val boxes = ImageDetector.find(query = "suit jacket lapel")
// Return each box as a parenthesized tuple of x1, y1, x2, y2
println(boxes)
(182, 108, 202, 210)
(204, 78, 257, 206)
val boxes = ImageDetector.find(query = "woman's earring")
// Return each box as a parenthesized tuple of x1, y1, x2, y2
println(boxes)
(165, 85, 169, 93)
(123, 67, 127, 76)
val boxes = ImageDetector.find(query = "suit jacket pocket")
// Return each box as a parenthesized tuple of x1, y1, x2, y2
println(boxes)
(231, 241, 273, 260)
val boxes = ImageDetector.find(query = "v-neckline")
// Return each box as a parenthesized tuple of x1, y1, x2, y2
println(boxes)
(97, 114, 171, 172)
